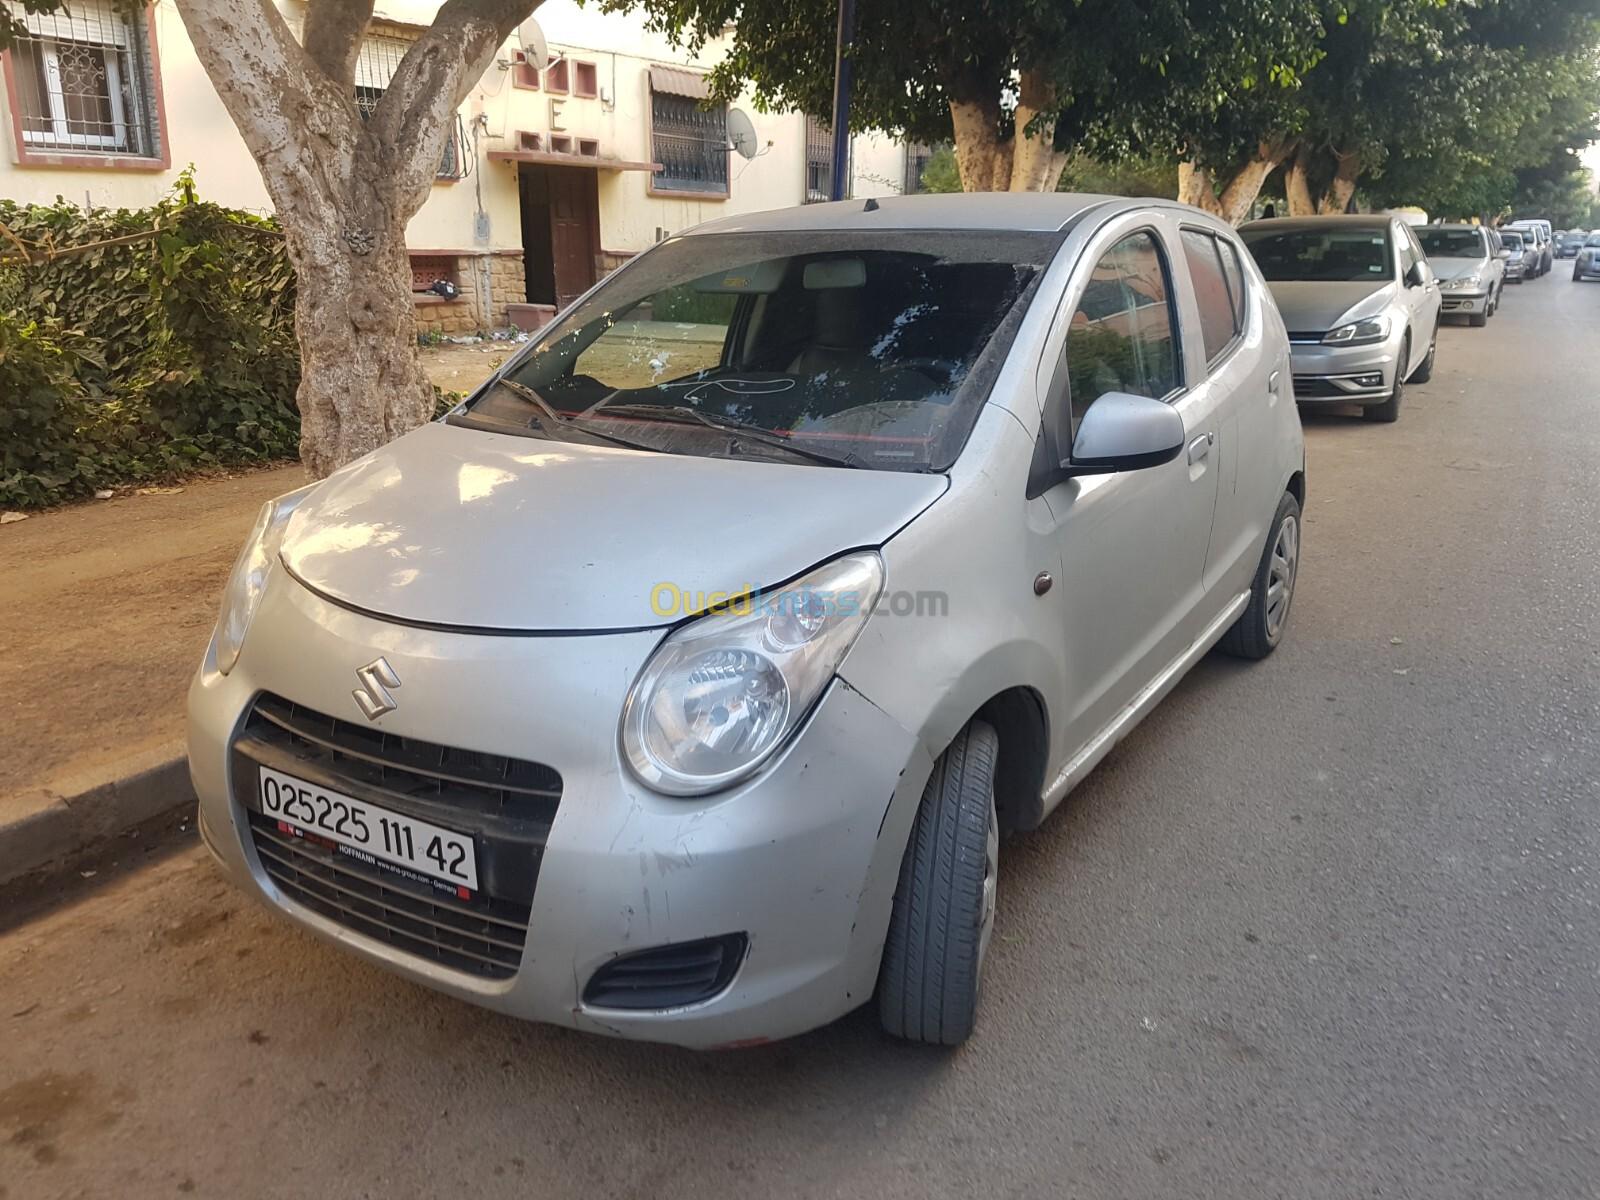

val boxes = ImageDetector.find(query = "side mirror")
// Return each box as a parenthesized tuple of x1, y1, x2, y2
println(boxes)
(1496, 248, 1511, 260)
(1065, 392, 1186, 476)
(1404, 262, 1426, 288)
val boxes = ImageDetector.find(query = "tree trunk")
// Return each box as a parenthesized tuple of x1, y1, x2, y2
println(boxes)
(950, 94, 1002, 193)
(176, 0, 534, 478)
(288, 213, 434, 480)
(1284, 143, 1316, 216)
(1008, 68, 1060, 192)
(1319, 149, 1361, 214)
(1212, 138, 1295, 225)
(1178, 161, 1223, 215)
(949, 65, 1065, 193)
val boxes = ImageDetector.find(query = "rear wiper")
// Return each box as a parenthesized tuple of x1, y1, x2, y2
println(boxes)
(486, 379, 662, 454)
(592, 404, 864, 469)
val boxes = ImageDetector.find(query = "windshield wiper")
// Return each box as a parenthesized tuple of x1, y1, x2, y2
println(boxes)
(591, 404, 865, 470)
(485, 379, 663, 454)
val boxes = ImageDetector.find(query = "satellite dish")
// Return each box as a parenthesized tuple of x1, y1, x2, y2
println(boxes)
(727, 108, 758, 160)
(518, 16, 550, 70)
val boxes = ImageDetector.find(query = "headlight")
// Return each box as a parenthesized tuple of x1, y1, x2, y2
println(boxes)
(621, 552, 884, 796)
(1441, 275, 1480, 290)
(213, 485, 315, 675)
(1323, 316, 1391, 346)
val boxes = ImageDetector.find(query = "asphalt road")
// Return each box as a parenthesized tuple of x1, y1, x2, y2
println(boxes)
(4, 268, 1599, 1200)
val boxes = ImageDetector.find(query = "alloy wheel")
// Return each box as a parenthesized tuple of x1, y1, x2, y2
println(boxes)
(1265, 514, 1299, 641)
(976, 787, 999, 976)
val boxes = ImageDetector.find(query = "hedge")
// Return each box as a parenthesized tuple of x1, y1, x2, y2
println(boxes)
(0, 173, 300, 508)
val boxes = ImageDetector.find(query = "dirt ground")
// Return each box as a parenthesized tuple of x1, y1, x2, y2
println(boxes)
(0, 465, 307, 800)
(418, 340, 518, 395)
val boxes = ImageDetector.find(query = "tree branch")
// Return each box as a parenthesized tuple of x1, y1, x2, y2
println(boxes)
(370, 0, 540, 204)
(303, 0, 377, 87)
(175, 0, 353, 220)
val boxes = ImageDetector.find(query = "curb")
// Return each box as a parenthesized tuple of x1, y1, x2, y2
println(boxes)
(0, 742, 193, 885)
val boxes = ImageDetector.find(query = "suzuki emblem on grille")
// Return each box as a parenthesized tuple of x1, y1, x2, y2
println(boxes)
(353, 657, 401, 720)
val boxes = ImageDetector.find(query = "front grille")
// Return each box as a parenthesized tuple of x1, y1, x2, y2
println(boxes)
(246, 692, 561, 821)
(249, 812, 530, 978)
(1287, 330, 1327, 343)
(233, 692, 564, 980)
(583, 934, 748, 1009)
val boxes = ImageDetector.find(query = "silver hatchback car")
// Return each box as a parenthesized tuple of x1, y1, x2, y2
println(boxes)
(1240, 215, 1442, 423)
(189, 194, 1305, 1048)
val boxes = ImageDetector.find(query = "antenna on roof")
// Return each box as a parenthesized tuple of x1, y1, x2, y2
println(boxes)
(863, 197, 879, 212)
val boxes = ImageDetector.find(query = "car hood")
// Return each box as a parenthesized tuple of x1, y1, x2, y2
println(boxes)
(1427, 258, 1488, 282)
(1265, 280, 1395, 333)
(278, 422, 947, 632)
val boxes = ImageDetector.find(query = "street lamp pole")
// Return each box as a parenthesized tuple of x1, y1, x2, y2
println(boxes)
(828, 0, 855, 201)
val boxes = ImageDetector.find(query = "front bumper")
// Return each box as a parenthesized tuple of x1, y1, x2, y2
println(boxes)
(1574, 259, 1600, 279)
(188, 568, 933, 1047)
(1289, 336, 1400, 404)
(1439, 290, 1489, 315)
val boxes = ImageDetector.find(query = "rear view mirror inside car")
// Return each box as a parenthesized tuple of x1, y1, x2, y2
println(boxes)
(803, 258, 867, 290)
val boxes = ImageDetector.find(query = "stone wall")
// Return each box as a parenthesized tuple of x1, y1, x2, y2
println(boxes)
(412, 251, 526, 336)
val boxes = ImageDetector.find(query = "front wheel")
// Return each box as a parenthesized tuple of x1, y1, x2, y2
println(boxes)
(1408, 326, 1437, 383)
(1218, 491, 1302, 660)
(879, 720, 1000, 1046)
(1362, 336, 1407, 423)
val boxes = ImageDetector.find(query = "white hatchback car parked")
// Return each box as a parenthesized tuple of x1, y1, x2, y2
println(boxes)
(189, 194, 1305, 1048)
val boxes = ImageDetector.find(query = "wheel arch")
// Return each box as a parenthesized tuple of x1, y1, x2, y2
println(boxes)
(971, 686, 1050, 835)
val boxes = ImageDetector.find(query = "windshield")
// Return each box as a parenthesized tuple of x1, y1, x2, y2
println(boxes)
(462, 230, 1057, 472)
(1242, 226, 1393, 282)
(1417, 229, 1484, 258)
(1502, 233, 1525, 251)
(1587, 234, 1600, 247)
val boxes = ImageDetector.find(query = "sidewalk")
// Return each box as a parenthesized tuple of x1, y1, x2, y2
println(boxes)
(0, 464, 306, 877)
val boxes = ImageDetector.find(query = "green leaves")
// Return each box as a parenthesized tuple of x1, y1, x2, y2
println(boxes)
(0, 180, 299, 508)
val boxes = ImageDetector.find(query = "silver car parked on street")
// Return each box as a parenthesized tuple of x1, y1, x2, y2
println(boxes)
(189, 194, 1306, 1048)
(1240, 214, 1442, 423)
(1417, 223, 1505, 326)
(1572, 231, 1600, 281)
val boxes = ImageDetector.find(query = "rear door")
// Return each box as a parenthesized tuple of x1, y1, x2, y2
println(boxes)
(1176, 224, 1281, 597)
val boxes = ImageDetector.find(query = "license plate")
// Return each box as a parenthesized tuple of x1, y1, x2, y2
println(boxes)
(257, 765, 479, 891)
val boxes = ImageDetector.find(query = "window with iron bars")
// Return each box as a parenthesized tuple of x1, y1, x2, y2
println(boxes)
(904, 143, 933, 194)
(7, 0, 160, 158)
(803, 115, 833, 204)
(354, 32, 468, 180)
(650, 92, 728, 195)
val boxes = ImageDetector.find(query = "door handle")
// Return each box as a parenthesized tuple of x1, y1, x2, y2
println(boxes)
(1188, 433, 1212, 464)
(1268, 370, 1282, 391)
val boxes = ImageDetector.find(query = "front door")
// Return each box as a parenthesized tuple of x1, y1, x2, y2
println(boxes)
(518, 165, 599, 311)
(1037, 215, 1222, 761)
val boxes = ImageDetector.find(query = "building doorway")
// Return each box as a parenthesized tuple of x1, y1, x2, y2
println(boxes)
(518, 164, 600, 311)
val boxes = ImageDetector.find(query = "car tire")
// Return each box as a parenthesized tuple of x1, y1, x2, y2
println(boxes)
(1218, 491, 1301, 661)
(878, 719, 1000, 1046)
(1409, 327, 1437, 383)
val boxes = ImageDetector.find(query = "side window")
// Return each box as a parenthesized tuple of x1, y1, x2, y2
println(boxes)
(1180, 229, 1240, 363)
(1062, 231, 1181, 431)
(1217, 238, 1248, 330)
(1398, 229, 1418, 279)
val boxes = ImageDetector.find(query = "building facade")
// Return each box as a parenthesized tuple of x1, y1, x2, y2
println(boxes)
(0, 0, 933, 334)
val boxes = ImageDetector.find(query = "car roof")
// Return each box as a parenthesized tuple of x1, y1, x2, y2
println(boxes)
(681, 192, 1134, 236)
(1422, 223, 1486, 233)
(1239, 214, 1394, 234)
